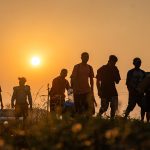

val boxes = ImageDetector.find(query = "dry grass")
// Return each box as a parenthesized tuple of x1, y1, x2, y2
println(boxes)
(0, 110, 150, 150)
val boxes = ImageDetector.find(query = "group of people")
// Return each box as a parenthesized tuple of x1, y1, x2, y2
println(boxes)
(50, 52, 121, 119)
(49, 52, 150, 121)
(0, 52, 150, 122)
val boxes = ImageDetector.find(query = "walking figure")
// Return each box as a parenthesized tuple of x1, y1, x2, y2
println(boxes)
(137, 73, 150, 122)
(0, 86, 3, 110)
(124, 58, 145, 119)
(71, 52, 96, 116)
(11, 77, 32, 121)
(49, 69, 70, 118)
(96, 55, 121, 119)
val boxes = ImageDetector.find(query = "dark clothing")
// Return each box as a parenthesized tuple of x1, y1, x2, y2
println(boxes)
(15, 104, 28, 118)
(63, 100, 75, 116)
(124, 68, 145, 116)
(126, 68, 145, 91)
(138, 75, 150, 112)
(74, 93, 89, 115)
(71, 63, 94, 115)
(49, 76, 69, 99)
(125, 95, 143, 113)
(141, 94, 150, 112)
(11, 85, 32, 118)
(49, 76, 70, 112)
(71, 63, 94, 94)
(50, 96, 65, 112)
(11, 85, 32, 106)
(96, 64, 121, 98)
(99, 96, 118, 118)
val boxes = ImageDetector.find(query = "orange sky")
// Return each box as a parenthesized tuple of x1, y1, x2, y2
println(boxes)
(0, 0, 150, 117)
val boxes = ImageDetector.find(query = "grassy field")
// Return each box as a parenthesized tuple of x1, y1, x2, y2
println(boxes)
(0, 111, 150, 150)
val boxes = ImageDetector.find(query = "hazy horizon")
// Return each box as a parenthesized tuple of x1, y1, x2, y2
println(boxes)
(0, 0, 150, 118)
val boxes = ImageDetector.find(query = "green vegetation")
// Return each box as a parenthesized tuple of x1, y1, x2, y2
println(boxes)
(0, 112, 150, 150)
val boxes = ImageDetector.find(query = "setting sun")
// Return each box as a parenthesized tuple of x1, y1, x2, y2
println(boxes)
(31, 56, 41, 66)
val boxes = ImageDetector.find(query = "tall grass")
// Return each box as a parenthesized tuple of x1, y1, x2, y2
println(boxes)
(0, 110, 150, 150)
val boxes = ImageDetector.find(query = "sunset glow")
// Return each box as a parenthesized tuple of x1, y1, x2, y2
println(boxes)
(31, 56, 41, 67)
(1, 0, 150, 119)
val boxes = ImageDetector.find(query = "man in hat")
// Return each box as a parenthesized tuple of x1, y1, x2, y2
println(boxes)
(11, 77, 32, 120)
(124, 57, 145, 119)
(0, 86, 4, 110)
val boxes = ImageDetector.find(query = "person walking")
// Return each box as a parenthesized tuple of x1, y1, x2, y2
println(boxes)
(71, 52, 96, 116)
(124, 58, 145, 119)
(11, 77, 32, 121)
(96, 55, 121, 119)
(137, 73, 150, 122)
(49, 69, 70, 118)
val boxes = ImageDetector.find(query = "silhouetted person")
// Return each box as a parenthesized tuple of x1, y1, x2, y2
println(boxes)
(0, 86, 4, 110)
(49, 69, 70, 117)
(96, 55, 121, 119)
(11, 77, 32, 121)
(137, 73, 150, 122)
(124, 58, 145, 119)
(71, 52, 96, 115)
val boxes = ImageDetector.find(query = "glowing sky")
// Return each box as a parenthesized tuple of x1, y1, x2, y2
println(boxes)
(0, 0, 150, 116)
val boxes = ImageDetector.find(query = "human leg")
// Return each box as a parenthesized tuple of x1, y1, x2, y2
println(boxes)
(15, 105, 22, 120)
(110, 96, 118, 119)
(22, 104, 28, 120)
(74, 93, 89, 115)
(99, 98, 109, 117)
(74, 94, 83, 114)
(15, 105, 27, 129)
(50, 97, 56, 112)
(86, 92, 95, 116)
(55, 97, 65, 118)
(124, 94, 137, 118)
